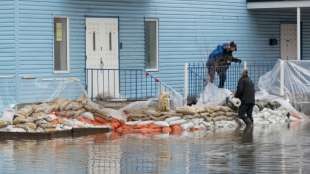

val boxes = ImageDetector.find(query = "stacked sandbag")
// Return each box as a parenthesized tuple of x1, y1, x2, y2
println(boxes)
(0, 95, 116, 133)
(175, 105, 238, 122)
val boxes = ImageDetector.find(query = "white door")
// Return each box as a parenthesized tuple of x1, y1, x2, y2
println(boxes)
(86, 18, 119, 99)
(281, 24, 297, 60)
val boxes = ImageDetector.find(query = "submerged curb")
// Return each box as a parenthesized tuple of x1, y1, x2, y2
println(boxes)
(0, 127, 111, 140)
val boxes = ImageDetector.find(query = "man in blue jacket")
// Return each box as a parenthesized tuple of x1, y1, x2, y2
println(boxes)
(207, 41, 241, 88)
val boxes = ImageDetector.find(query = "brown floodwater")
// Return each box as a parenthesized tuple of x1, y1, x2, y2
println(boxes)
(0, 121, 309, 174)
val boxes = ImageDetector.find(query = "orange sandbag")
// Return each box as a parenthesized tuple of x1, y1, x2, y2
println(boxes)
(78, 116, 95, 125)
(171, 124, 183, 134)
(162, 126, 172, 134)
(190, 127, 200, 132)
(111, 120, 121, 129)
(148, 123, 161, 129)
(95, 117, 109, 124)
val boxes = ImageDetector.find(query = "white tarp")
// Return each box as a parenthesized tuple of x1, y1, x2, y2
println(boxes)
(258, 59, 310, 114)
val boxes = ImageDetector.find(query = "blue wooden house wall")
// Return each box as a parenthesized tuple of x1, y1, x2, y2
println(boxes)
(0, 0, 310, 104)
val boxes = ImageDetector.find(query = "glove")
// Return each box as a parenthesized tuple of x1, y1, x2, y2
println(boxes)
(232, 57, 242, 64)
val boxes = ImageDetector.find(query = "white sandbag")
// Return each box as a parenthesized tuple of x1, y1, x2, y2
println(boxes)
(136, 121, 154, 126)
(80, 112, 95, 120)
(153, 121, 170, 127)
(168, 119, 187, 125)
(180, 122, 194, 130)
(126, 121, 141, 126)
(165, 116, 181, 123)
(105, 108, 127, 121)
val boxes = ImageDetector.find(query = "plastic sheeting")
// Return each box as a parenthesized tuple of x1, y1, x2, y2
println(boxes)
(17, 77, 87, 105)
(258, 60, 310, 114)
(197, 83, 232, 106)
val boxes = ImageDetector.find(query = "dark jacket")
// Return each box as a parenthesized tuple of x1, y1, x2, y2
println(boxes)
(235, 76, 255, 104)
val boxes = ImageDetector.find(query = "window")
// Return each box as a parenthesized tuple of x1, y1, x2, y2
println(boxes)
(54, 17, 69, 72)
(145, 18, 159, 71)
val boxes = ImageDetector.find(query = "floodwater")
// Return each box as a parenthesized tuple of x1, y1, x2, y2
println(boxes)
(0, 122, 310, 174)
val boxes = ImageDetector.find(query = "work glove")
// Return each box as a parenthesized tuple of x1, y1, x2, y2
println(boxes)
(232, 57, 242, 64)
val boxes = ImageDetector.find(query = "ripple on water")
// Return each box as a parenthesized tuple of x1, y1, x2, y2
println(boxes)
(0, 123, 310, 174)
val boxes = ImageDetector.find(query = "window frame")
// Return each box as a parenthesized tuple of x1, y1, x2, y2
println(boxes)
(53, 16, 70, 74)
(145, 18, 159, 72)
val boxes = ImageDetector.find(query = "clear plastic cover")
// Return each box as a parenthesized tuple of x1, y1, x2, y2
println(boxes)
(17, 77, 87, 105)
(258, 60, 310, 114)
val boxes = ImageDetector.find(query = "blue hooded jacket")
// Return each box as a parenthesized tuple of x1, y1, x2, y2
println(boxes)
(207, 43, 232, 66)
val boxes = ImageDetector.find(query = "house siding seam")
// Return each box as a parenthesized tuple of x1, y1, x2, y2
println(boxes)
(0, 0, 309, 103)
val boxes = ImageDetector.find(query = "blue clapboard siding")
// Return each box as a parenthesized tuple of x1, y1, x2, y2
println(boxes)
(0, 0, 309, 103)
(0, 0, 16, 109)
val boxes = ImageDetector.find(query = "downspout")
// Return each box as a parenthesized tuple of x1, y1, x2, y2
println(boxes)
(297, 7, 301, 60)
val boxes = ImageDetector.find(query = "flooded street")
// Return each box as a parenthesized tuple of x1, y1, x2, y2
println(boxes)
(0, 122, 310, 174)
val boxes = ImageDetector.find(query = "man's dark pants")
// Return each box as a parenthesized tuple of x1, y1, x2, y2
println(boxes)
(238, 103, 254, 125)
(207, 66, 227, 88)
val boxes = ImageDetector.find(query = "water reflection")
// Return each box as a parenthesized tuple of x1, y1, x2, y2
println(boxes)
(0, 123, 310, 174)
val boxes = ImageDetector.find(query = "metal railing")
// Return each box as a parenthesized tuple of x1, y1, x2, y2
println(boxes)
(186, 62, 275, 98)
(86, 69, 165, 101)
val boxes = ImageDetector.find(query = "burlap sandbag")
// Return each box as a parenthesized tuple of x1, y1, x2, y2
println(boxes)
(73, 108, 87, 117)
(225, 112, 237, 117)
(76, 95, 89, 106)
(52, 98, 71, 111)
(0, 120, 8, 128)
(144, 110, 161, 117)
(214, 111, 226, 117)
(64, 101, 83, 111)
(176, 106, 197, 115)
(212, 116, 234, 122)
(31, 112, 46, 120)
(13, 116, 28, 125)
(84, 101, 110, 118)
(16, 105, 34, 118)
(16, 122, 37, 132)
(57, 111, 76, 118)
(34, 103, 54, 114)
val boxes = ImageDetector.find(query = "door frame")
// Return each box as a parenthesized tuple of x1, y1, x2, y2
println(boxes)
(84, 16, 120, 91)
(280, 21, 303, 60)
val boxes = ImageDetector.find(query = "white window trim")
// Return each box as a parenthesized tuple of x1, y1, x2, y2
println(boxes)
(53, 16, 70, 74)
(145, 18, 159, 72)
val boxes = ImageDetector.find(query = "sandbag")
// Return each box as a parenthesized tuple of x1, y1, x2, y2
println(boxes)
(13, 116, 27, 125)
(165, 116, 181, 123)
(52, 98, 71, 111)
(153, 121, 170, 127)
(158, 92, 170, 112)
(34, 103, 54, 114)
(64, 101, 83, 111)
(15, 105, 34, 118)
(0, 120, 8, 128)
(176, 106, 197, 115)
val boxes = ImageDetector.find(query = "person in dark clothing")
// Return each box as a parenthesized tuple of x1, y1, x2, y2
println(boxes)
(235, 70, 255, 125)
(207, 41, 241, 88)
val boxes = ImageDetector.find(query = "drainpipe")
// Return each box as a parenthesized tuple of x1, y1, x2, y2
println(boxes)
(297, 7, 301, 60)
(280, 60, 284, 96)
(184, 63, 189, 104)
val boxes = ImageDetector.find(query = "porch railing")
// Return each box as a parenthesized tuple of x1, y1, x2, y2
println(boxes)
(86, 68, 180, 101)
(186, 62, 275, 98)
